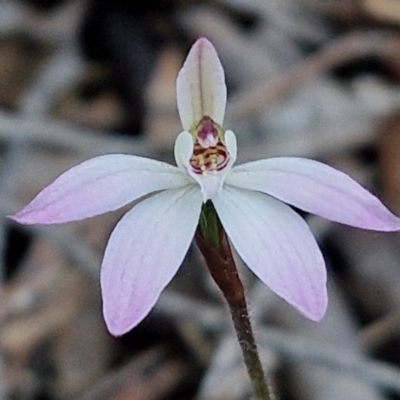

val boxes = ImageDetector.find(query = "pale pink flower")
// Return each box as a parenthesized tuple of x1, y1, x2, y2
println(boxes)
(11, 38, 400, 336)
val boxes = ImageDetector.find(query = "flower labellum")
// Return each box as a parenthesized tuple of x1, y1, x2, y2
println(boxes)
(10, 38, 400, 336)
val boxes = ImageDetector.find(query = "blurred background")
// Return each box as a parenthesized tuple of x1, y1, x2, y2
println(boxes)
(3, 0, 400, 399)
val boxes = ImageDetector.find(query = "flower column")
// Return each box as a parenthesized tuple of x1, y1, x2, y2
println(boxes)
(175, 38, 274, 397)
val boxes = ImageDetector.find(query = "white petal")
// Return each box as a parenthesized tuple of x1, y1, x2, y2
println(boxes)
(177, 38, 227, 131)
(11, 154, 190, 225)
(174, 131, 194, 174)
(224, 130, 237, 163)
(101, 186, 202, 336)
(213, 186, 328, 321)
(228, 157, 400, 231)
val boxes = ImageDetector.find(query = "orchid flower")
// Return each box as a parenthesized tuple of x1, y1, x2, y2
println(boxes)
(10, 38, 400, 337)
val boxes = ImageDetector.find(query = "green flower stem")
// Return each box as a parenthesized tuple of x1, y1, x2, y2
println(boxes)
(196, 201, 274, 400)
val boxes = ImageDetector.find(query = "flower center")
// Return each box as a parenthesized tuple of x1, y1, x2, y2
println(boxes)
(190, 116, 230, 175)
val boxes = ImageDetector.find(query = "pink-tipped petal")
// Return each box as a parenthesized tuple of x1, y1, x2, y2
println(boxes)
(10, 154, 189, 225)
(101, 186, 202, 336)
(177, 38, 227, 131)
(213, 186, 327, 321)
(228, 157, 400, 231)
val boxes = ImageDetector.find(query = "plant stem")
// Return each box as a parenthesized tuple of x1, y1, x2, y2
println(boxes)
(196, 202, 274, 400)
(228, 296, 273, 400)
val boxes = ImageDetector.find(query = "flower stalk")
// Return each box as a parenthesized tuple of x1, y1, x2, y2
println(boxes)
(196, 202, 274, 400)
